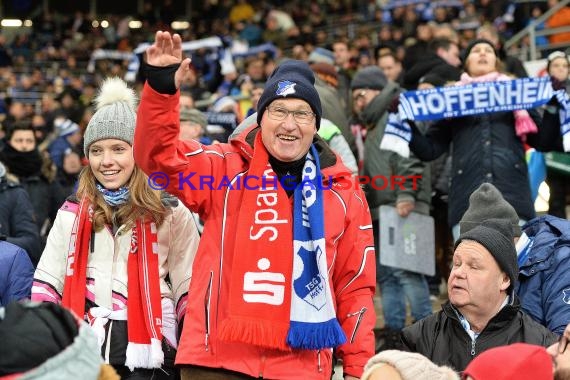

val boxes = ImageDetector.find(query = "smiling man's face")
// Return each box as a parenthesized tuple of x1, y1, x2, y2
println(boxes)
(260, 98, 316, 162)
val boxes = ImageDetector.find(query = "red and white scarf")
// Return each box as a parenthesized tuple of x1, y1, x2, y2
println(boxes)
(457, 72, 538, 140)
(218, 134, 345, 350)
(218, 134, 293, 350)
(62, 197, 164, 370)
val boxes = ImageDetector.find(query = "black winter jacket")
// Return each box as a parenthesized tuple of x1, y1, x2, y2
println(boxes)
(401, 299, 558, 372)
(409, 109, 561, 227)
(0, 178, 41, 264)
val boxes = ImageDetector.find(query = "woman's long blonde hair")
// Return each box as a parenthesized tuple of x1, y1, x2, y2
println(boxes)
(76, 165, 166, 231)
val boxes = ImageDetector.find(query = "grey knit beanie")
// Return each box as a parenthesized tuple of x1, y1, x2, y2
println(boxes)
(456, 218, 518, 292)
(83, 77, 137, 157)
(351, 66, 388, 91)
(459, 183, 522, 237)
(180, 108, 207, 129)
(362, 350, 459, 380)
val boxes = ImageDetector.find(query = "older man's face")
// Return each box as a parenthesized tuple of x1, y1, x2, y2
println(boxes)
(260, 98, 316, 162)
(448, 240, 511, 316)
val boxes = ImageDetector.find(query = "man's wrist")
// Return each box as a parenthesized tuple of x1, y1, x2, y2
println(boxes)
(145, 62, 180, 95)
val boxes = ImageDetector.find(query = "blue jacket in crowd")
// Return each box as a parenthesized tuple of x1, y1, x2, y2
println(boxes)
(0, 241, 34, 306)
(517, 215, 570, 335)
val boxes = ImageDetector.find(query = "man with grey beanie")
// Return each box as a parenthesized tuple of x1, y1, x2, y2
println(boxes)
(402, 218, 557, 371)
(351, 65, 432, 352)
(458, 183, 522, 239)
(459, 182, 570, 335)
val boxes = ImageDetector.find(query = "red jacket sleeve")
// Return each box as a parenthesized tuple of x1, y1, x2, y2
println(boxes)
(332, 187, 376, 378)
(135, 83, 223, 216)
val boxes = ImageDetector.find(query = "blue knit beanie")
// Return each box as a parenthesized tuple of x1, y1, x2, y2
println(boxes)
(256, 60, 322, 129)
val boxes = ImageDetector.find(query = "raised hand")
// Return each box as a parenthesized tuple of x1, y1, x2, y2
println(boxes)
(146, 31, 192, 90)
(147, 31, 182, 67)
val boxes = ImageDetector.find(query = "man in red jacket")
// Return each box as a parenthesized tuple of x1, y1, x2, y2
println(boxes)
(134, 31, 376, 379)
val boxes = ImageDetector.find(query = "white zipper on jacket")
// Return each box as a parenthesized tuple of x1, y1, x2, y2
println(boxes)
(317, 350, 323, 373)
(204, 271, 213, 351)
(347, 306, 367, 343)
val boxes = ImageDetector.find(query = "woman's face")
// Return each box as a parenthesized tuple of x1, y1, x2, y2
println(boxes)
(465, 43, 497, 77)
(88, 139, 135, 190)
(549, 57, 570, 82)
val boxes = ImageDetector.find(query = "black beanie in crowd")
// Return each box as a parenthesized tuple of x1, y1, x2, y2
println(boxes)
(463, 38, 498, 62)
(459, 183, 522, 237)
(256, 60, 322, 129)
(455, 218, 518, 292)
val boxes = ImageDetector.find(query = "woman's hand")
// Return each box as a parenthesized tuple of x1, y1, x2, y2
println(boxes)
(146, 31, 192, 90)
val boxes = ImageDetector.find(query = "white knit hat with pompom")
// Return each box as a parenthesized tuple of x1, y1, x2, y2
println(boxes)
(362, 350, 460, 380)
(83, 77, 137, 157)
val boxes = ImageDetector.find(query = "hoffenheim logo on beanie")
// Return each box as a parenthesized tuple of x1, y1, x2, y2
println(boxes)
(276, 80, 297, 96)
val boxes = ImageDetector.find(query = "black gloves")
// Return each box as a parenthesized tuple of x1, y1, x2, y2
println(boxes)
(145, 62, 180, 95)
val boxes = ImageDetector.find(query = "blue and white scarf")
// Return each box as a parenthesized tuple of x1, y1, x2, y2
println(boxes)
(219, 135, 345, 351)
(381, 77, 570, 157)
(96, 183, 130, 206)
(287, 145, 346, 349)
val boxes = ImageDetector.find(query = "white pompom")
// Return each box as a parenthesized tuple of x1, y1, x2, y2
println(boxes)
(95, 77, 137, 111)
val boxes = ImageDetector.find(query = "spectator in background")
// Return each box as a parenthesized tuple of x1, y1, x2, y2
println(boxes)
(333, 39, 356, 114)
(476, 24, 528, 78)
(0, 35, 13, 68)
(0, 240, 33, 306)
(56, 88, 84, 124)
(546, 0, 570, 47)
(32, 114, 52, 150)
(0, 161, 41, 265)
(245, 82, 264, 117)
(409, 39, 562, 242)
(402, 22, 434, 72)
(416, 73, 455, 298)
(179, 108, 214, 145)
(244, 56, 267, 85)
(544, 51, 570, 219)
(377, 52, 404, 85)
(308, 47, 356, 156)
(56, 146, 83, 197)
(351, 66, 432, 351)
(0, 122, 66, 246)
(47, 117, 82, 171)
(526, 5, 550, 49)
(3, 100, 28, 132)
(179, 91, 195, 110)
(403, 38, 462, 90)
(229, 0, 255, 26)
